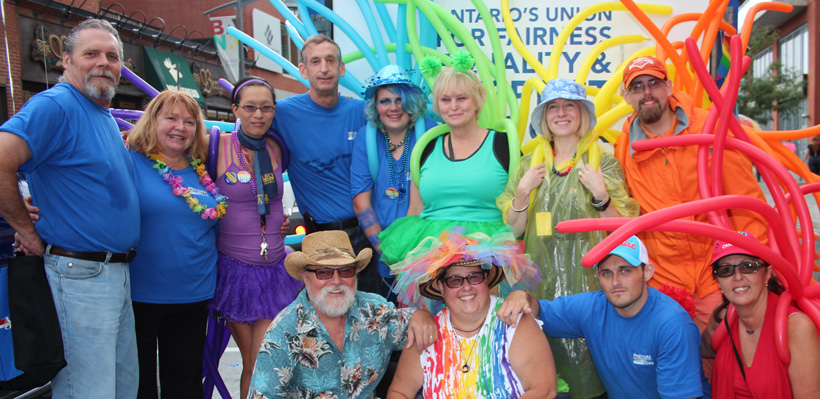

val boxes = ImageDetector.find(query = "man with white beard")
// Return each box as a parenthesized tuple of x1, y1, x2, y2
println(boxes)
(248, 231, 436, 398)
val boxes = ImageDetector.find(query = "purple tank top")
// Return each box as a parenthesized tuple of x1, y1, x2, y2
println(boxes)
(216, 135, 285, 265)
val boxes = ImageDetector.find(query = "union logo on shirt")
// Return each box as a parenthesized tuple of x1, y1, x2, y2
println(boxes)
(632, 353, 654, 366)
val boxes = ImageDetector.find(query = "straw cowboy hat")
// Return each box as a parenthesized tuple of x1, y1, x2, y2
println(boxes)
(284, 231, 372, 281)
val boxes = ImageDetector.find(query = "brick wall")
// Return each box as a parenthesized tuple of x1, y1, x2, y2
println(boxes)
(0, 0, 24, 119)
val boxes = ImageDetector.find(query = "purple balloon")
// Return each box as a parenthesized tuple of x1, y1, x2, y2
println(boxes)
(111, 108, 144, 121)
(115, 117, 134, 131)
(121, 66, 160, 98)
(219, 78, 234, 97)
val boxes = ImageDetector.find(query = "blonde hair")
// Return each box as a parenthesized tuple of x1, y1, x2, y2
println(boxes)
(539, 100, 591, 142)
(128, 90, 208, 161)
(432, 67, 486, 117)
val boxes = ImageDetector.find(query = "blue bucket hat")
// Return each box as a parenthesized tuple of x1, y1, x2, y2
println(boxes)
(362, 64, 417, 100)
(530, 78, 597, 136)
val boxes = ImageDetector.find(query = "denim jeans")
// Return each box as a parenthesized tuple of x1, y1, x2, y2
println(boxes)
(44, 252, 139, 399)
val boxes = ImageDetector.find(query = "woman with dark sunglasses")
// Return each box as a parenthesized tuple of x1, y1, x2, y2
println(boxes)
(703, 233, 820, 398)
(386, 228, 556, 398)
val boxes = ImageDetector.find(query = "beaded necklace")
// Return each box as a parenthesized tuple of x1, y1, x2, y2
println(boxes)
(386, 135, 406, 152)
(551, 145, 577, 176)
(385, 128, 412, 203)
(148, 154, 228, 219)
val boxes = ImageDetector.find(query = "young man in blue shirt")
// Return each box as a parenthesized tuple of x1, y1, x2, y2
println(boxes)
(498, 236, 706, 399)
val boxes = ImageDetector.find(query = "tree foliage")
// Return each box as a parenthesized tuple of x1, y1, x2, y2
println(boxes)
(736, 25, 806, 125)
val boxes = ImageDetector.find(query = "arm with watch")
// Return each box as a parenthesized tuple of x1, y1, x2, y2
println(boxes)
(578, 152, 639, 219)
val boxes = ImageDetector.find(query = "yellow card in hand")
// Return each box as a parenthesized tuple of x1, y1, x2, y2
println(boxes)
(535, 211, 552, 236)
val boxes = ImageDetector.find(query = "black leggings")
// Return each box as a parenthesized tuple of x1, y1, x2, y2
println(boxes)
(133, 300, 209, 399)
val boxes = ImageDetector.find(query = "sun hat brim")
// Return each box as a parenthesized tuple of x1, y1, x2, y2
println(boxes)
(363, 65, 417, 99)
(530, 79, 597, 136)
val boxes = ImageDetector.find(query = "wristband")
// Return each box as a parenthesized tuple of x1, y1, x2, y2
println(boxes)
(591, 195, 611, 212)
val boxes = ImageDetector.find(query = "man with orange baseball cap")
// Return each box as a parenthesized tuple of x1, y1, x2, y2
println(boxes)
(615, 56, 768, 330)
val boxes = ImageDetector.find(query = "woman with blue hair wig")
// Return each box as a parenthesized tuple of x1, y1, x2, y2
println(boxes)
(497, 78, 639, 399)
(350, 65, 437, 298)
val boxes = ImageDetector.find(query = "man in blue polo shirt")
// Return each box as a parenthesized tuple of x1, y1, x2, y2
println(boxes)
(498, 236, 706, 399)
(0, 19, 139, 399)
(271, 34, 378, 293)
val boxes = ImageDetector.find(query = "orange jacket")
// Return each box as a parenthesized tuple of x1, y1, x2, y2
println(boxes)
(616, 92, 768, 298)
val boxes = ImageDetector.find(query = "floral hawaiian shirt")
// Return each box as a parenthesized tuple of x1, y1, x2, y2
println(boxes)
(249, 290, 412, 399)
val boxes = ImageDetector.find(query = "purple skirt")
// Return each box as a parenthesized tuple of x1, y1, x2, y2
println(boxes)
(209, 253, 303, 324)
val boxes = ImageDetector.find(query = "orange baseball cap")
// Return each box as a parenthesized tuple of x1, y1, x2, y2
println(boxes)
(623, 56, 668, 88)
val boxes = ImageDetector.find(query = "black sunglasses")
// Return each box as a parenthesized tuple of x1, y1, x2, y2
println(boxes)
(713, 260, 766, 278)
(442, 271, 488, 289)
(304, 266, 356, 280)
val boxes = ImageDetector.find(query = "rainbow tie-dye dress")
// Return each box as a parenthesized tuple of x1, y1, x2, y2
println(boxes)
(421, 296, 525, 398)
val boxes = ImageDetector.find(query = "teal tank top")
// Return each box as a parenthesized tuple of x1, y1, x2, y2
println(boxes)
(419, 130, 508, 221)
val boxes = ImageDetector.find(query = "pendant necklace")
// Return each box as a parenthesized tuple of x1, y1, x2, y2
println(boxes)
(454, 323, 484, 373)
(385, 128, 412, 203)
(457, 335, 478, 373)
(232, 131, 269, 259)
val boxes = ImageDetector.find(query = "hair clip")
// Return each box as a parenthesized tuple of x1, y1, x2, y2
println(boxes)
(450, 49, 475, 73)
(420, 55, 443, 79)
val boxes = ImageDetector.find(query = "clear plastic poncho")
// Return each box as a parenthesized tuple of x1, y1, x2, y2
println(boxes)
(497, 147, 639, 399)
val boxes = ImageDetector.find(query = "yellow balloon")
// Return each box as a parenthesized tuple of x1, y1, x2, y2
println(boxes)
(576, 35, 647, 85)
(548, 3, 672, 81)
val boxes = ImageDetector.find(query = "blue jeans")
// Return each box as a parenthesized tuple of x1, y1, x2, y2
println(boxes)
(44, 253, 139, 399)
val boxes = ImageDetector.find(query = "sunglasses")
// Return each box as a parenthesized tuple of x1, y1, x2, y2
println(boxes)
(442, 271, 487, 289)
(712, 260, 766, 278)
(304, 266, 356, 280)
(238, 104, 275, 113)
(627, 78, 665, 94)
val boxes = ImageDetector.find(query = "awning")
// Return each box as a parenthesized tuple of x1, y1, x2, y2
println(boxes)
(143, 47, 206, 108)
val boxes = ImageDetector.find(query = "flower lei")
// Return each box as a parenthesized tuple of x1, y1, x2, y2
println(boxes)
(148, 154, 228, 219)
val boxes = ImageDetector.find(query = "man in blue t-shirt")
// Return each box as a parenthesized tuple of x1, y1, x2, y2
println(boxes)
(498, 236, 706, 399)
(0, 19, 140, 399)
(271, 34, 378, 293)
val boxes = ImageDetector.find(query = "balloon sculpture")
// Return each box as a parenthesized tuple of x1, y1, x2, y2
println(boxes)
(546, 0, 820, 367)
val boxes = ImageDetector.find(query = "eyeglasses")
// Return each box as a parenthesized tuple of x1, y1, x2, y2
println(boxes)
(627, 78, 665, 94)
(442, 271, 487, 289)
(238, 104, 275, 113)
(713, 260, 766, 278)
(377, 97, 403, 107)
(304, 266, 356, 280)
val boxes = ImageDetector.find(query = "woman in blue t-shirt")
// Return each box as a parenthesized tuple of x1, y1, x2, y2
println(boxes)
(350, 65, 436, 298)
(126, 91, 225, 399)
